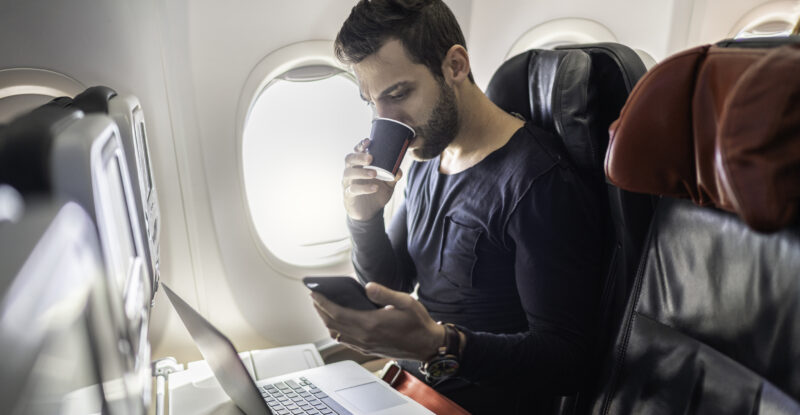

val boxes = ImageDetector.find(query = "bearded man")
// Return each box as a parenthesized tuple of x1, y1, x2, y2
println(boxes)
(311, 1, 606, 413)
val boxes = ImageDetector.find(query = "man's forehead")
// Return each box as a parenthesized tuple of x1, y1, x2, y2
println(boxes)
(353, 39, 426, 99)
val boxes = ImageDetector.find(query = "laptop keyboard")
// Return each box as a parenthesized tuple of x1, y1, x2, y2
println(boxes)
(261, 377, 353, 415)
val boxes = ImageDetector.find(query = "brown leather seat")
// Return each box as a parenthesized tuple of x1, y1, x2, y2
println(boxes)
(595, 37, 800, 414)
(606, 42, 800, 232)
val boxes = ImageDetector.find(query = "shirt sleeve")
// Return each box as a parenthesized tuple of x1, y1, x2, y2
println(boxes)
(347, 202, 417, 293)
(454, 164, 605, 393)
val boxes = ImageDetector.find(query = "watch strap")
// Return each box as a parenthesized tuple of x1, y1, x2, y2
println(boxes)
(420, 323, 461, 382)
(441, 323, 460, 358)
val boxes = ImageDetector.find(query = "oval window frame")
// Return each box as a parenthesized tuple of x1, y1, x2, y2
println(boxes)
(235, 40, 368, 277)
(505, 17, 618, 59)
(0, 68, 85, 122)
(729, 1, 798, 38)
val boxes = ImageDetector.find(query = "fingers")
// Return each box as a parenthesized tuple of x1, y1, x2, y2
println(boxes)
(365, 283, 414, 309)
(345, 151, 373, 168)
(344, 182, 379, 196)
(311, 292, 365, 327)
(354, 138, 370, 153)
(343, 165, 377, 187)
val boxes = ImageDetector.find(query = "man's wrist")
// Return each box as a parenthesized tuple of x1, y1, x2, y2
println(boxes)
(346, 208, 384, 224)
(421, 323, 446, 362)
(419, 323, 462, 382)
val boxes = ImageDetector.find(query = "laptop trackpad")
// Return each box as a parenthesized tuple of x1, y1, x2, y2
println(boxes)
(336, 381, 406, 412)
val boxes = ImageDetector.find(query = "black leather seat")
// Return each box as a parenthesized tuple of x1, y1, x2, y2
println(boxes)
(596, 37, 800, 414)
(485, 43, 655, 411)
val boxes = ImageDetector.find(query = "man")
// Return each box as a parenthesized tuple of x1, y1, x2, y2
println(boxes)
(311, 0, 605, 412)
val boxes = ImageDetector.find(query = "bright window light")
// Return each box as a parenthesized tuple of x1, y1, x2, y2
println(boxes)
(243, 72, 373, 267)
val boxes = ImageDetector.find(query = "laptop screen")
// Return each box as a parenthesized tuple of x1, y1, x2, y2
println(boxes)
(161, 283, 272, 415)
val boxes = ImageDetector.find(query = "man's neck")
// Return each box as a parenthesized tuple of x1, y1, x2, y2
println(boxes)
(439, 85, 525, 175)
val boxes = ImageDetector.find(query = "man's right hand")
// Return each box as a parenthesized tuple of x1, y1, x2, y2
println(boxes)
(342, 138, 402, 221)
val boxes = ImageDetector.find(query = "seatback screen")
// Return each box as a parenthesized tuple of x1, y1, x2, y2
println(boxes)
(100, 153, 137, 291)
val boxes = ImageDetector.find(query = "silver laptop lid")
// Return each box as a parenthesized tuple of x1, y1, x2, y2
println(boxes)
(161, 283, 270, 415)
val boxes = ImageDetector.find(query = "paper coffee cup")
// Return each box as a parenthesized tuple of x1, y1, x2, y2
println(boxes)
(364, 118, 415, 181)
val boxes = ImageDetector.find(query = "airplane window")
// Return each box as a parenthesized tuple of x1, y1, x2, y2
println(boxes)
(731, 2, 798, 39)
(506, 17, 617, 59)
(0, 68, 84, 123)
(736, 18, 795, 38)
(242, 69, 374, 267)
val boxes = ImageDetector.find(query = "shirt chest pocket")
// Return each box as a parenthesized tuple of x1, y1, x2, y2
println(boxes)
(438, 216, 482, 288)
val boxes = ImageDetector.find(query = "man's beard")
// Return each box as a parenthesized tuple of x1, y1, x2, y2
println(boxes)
(411, 78, 460, 160)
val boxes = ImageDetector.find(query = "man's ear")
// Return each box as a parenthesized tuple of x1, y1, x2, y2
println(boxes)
(441, 45, 471, 84)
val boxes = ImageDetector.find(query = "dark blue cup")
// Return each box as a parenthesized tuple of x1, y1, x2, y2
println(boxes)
(364, 118, 416, 181)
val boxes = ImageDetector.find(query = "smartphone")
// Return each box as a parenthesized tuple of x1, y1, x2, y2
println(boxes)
(303, 276, 380, 311)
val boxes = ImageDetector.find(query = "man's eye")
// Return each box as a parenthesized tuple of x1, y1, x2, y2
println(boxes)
(390, 92, 406, 101)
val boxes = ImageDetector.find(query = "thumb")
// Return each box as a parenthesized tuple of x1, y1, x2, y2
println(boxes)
(365, 282, 413, 308)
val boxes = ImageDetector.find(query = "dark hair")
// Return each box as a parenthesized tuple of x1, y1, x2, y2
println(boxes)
(335, 0, 474, 83)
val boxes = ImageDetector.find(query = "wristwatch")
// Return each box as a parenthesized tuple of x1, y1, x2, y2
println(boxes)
(420, 322, 461, 382)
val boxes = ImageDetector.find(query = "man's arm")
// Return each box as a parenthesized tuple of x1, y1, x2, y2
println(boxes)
(348, 201, 416, 292)
(455, 164, 605, 393)
(342, 138, 416, 292)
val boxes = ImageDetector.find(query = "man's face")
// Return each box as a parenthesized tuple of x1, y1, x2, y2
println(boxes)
(353, 39, 460, 160)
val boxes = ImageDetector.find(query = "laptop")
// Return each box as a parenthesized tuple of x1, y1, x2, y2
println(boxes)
(161, 283, 434, 415)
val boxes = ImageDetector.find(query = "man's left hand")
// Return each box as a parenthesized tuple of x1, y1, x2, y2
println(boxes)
(311, 282, 445, 361)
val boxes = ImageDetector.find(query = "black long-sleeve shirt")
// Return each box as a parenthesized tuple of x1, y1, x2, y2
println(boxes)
(347, 123, 605, 393)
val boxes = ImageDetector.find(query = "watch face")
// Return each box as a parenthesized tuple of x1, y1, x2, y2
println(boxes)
(427, 358, 459, 379)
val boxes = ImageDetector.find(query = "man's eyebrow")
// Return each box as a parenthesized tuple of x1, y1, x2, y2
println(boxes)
(360, 81, 411, 103)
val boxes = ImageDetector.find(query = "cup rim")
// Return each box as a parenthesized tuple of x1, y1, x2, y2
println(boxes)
(372, 117, 416, 136)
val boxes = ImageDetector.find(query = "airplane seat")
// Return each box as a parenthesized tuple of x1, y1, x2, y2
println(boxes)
(0, 199, 143, 414)
(0, 103, 83, 196)
(484, 43, 656, 412)
(72, 86, 162, 303)
(72, 84, 117, 113)
(0, 103, 154, 410)
(595, 38, 800, 413)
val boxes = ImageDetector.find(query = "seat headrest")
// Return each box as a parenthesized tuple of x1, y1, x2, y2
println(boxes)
(606, 40, 800, 232)
(717, 44, 800, 232)
(486, 43, 646, 173)
(72, 86, 117, 114)
(0, 105, 83, 194)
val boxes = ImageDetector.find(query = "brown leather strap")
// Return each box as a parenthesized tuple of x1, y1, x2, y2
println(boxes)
(381, 362, 471, 415)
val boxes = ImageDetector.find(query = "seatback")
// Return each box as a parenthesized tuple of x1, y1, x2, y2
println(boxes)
(0, 199, 142, 414)
(484, 43, 655, 409)
(73, 86, 162, 302)
(0, 104, 153, 410)
(597, 37, 800, 414)
(50, 113, 153, 407)
(0, 103, 83, 196)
